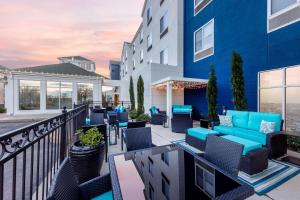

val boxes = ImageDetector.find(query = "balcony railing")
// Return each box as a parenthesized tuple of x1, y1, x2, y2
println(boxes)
(0, 104, 88, 200)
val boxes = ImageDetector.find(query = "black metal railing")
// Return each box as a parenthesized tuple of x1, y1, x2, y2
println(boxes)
(0, 104, 88, 200)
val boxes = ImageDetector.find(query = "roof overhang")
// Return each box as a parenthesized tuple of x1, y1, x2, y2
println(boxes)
(152, 76, 208, 90)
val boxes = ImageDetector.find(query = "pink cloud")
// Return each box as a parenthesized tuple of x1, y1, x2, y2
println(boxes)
(0, 0, 144, 76)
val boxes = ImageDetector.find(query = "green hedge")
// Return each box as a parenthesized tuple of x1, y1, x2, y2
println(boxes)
(287, 136, 300, 153)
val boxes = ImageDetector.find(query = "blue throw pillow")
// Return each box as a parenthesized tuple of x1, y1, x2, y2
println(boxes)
(151, 106, 158, 114)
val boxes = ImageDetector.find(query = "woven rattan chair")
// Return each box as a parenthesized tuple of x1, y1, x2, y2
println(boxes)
(47, 158, 112, 200)
(124, 127, 152, 152)
(121, 121, 147, 150)
(90, 113, 105, 125)
(204, 135, 243, 177)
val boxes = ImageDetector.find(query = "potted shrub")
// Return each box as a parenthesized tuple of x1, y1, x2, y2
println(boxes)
(70, 127, 105, 184)
(136, 113, 151, 123)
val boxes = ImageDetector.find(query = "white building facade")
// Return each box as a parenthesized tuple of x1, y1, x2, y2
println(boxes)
(119, 0, 185, 116)
(58, 56, 96, 72)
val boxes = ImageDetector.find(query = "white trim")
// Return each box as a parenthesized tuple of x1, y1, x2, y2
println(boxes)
(193, 19, 214, 62)
(194, 0, 213, 16)
(267, 0, 300, 33)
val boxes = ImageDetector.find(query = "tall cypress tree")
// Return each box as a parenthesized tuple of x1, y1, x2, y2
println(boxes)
(129, 76, 135, 111)
(231, 51, 248, 110)
(207, 65, 218, 120)
(137, 75, 144, 115)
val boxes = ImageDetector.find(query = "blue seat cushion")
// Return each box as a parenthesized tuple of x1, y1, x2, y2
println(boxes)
(226, 110, 249, 129)
(248, 112, 282, 132)
(92, 191, 113, 200)
(119, 122, 128, 127)
(187, 128, 219, 140)
(222, 135, 262, 156)
(234, 128, 267, 145)
(172, 105, 192, 114)
(213, 126, 237, 136)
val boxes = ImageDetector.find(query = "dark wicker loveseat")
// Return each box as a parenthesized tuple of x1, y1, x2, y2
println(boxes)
(149, 108, 167, 125)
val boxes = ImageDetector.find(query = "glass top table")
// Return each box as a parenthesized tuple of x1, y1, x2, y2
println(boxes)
(108, 144, 254, 200)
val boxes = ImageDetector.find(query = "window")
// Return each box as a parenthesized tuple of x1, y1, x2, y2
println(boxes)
(46, 82, 59, 109)
(147, 33, 152, 50)
(160, 13, 168, 38)
(140, 50, 144, 62)
(194, 0, 212, 15)
(147, 6, 152, 25)
(148, 157, 154, 176)
(161, 173, 170, 200)
(133, 59, 136, 70)
(149, 183, 154, 200)
(125, 51, 128, 59)
(140, 29, 144, 43)
(194, 19, 214, 61)
(47, 82, 73, 109)
(271, 0, 297, 14)
(77, 83, 93, 104)
(125, 64, 128, 73)
(161, 152, 169, 165)
(268, 0, 300, 32)
(133, 42, 136, 53)
(160, 50, 168, 65)
(259, 66, 300, 131)
(19, 80, 40, 110)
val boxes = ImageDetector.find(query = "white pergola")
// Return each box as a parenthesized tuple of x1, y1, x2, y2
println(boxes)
(152, 76, 208, 124)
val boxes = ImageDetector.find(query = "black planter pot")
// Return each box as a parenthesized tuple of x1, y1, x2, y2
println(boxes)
(70, 141, 105, 184)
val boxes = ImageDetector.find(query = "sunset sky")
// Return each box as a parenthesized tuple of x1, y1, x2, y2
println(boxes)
(0, 0, 144, 76)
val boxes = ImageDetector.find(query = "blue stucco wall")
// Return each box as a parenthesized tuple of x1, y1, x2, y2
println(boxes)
(184, 0, 300, 115)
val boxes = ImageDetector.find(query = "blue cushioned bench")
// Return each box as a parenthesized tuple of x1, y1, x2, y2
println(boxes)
(221, 135, 262, 156)
(186, 127, 220, 151)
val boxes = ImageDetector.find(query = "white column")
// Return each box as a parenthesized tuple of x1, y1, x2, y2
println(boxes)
(5, 77, 14, 115)
(166, 82, 173, 126)
(40, 80, 46, 111)
(72, 82, 77, 106)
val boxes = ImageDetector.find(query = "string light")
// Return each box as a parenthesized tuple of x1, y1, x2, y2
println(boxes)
(153, 80, 207, 90)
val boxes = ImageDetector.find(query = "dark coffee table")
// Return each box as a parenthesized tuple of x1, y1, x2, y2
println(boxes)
(108, 144, 254, 200)
(281, 131, 300, 166)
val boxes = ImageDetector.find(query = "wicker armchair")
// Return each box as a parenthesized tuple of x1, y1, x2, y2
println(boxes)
(124, 127, 152, 152)
(121, 121, 147, 150)
(171, 113, 193, 133)
(203, 135, 243, 177)
(47, 158, 112, 200)
(90, 113, 105, 125)
(149, 109, 167, 125)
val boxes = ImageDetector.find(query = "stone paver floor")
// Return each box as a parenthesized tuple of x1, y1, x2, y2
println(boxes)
(103, 124, 300, 200)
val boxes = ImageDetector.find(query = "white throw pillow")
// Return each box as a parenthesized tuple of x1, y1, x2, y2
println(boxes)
(260, 120, 276, 134)
(219, 115, 233, 127)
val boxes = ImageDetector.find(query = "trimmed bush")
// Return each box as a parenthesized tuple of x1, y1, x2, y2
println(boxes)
(231, 51, 248, 110)
(207, 65, 218, 121)
(137, 75, 144, 115)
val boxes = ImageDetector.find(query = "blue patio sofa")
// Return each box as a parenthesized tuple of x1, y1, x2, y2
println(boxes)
(171, 105, 193, 133)
(188, 110, 287, 159)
